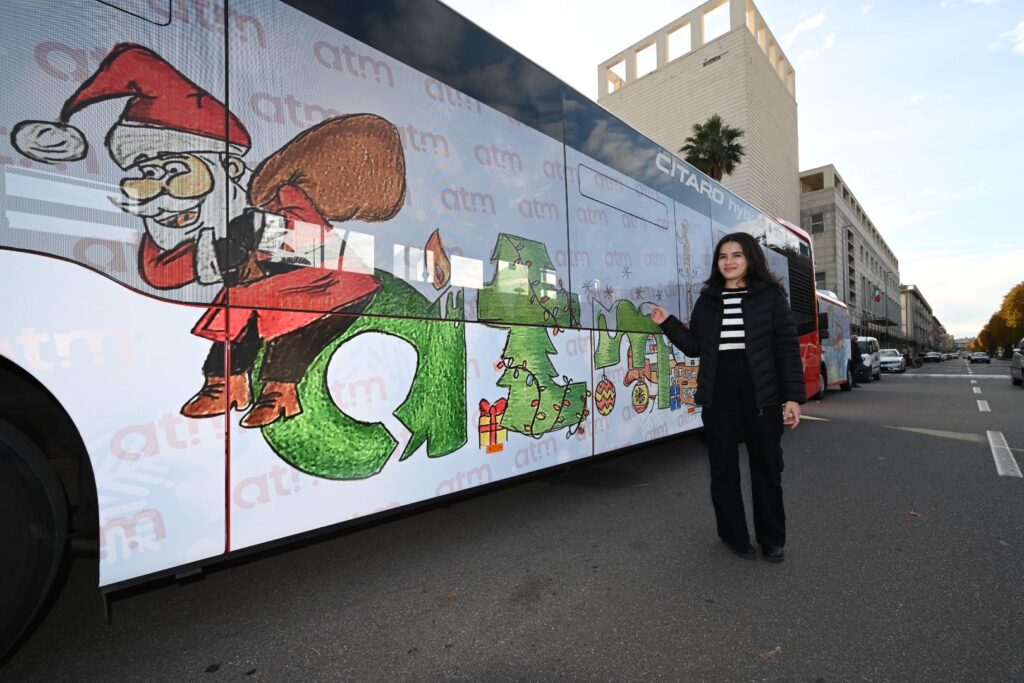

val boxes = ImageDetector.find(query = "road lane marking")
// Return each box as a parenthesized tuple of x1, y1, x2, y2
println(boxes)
(896, 374, 1005, 379)
(971, 380, 977, 384)
(978, 400, 990, 412)
(987, 431, 1022, 478)
(881, 426, 1024, 452)
(883, 426, 986, 444)
(973, 387, 982, 394)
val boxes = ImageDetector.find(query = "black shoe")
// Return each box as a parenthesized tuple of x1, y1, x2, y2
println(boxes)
(724, 541, 757, 559)
(852, 383, 861, 388)
(761, 545, 785, 563)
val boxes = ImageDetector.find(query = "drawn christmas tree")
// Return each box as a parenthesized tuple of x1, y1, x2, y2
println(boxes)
(593, 299, 673, 410)
(480, 234, 589, 436)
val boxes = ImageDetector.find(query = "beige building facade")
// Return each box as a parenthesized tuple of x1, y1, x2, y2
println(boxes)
(597, 0, 799, 223)
(901, 285, 936, 353)
(799, 165, 901, 341)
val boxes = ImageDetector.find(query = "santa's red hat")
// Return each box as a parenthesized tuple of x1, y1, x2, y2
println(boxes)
(13, 43, 250, 169)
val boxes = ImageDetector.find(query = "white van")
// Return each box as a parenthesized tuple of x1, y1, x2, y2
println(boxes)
(855, 336, 882, 382)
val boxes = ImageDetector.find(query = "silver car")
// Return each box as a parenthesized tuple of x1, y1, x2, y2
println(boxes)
(879, 348, 906, 373)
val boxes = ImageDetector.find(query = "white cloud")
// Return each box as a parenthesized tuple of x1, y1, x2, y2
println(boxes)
(796, 32, 836, 65)
(942, 0, 1004, 6)
(868, 183, 989, 231)
(784, 10, 826, 46)
(906, 92, 932, 104)
(860, 3, 874, 15)
(1005, 21, 1024, 53)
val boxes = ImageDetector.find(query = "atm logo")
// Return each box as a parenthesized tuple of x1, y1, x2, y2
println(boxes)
(441, 187, 496, 214)
(315, 41, 395, 87)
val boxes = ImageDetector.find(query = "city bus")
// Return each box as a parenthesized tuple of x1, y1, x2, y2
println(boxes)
(0, 0, 822, 655)
(815, 290, 854, 394)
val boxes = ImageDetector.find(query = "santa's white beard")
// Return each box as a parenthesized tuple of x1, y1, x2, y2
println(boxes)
(135, 180, 249, 250)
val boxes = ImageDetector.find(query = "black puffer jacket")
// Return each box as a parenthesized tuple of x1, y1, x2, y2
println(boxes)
(659, 280, 806, 409)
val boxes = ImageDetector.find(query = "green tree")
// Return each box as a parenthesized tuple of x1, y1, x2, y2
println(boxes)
(679, 114, 745, 181)
(480, 234, 589, 437)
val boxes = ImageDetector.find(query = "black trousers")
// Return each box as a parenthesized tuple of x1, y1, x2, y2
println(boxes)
(202, 295, 371, 382)
(701, 354, 786, 548)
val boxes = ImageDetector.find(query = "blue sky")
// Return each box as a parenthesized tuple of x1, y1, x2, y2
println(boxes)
(442, 0, 1024, 338)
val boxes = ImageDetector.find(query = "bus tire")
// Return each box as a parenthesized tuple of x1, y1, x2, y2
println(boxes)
(815, 366, 827, 400)
(0, 418, 67, 662)
(840, 369, 853, 391)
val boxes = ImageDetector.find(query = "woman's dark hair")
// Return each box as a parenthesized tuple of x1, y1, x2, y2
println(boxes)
(705, 232, 786, 293)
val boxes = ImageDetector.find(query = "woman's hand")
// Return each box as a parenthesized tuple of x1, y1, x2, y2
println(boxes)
(650, 305, 669, 324)
(782, 401, 801, 429)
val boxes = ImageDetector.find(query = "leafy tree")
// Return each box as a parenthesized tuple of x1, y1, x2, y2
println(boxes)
(975, 282, 1024, 357)
(679, 114, 746, 181)
(998, 282, 1024, 339)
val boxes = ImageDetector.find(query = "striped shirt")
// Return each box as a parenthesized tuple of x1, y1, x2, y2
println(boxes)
(719, 288, 747, 353)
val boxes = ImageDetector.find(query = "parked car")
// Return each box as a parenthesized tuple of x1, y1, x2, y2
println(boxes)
(855, 336, 882, 381)
(923, 352, 943, 363)
(970, 352, 991, 364)
(1011, 337, 1024, 386)
(879, 348, 906, 373)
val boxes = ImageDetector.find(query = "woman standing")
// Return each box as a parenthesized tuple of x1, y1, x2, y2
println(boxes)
(651, 232, 805, 563)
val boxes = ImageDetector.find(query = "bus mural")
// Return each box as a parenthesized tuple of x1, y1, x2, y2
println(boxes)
(816, 290, 853, 394)
(0, 0, 824, 657)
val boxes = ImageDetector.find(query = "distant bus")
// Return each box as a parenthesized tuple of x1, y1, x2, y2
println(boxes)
(1, 0, 822, 655)
(815, 290, 853, 394)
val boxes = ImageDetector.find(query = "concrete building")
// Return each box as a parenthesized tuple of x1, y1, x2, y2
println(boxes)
(799, 165, 901, 342)
(901, 284, 935, 353)
(954, 337, 975, 352)
(597, 0, 799, 223)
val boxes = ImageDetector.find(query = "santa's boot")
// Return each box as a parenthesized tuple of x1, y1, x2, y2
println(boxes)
(239, 381, 302, 428)
(181, 374, 252, 418)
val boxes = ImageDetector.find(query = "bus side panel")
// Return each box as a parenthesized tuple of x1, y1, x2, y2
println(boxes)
(227, 316, 594, 550)
(227, 0, 571, 328)
(1, 1, 232, 586)
(1, 0, 228, 307)
(219, 0, 602, 550)
(819, 298, 852, 387)
(0, 251, 228, 586)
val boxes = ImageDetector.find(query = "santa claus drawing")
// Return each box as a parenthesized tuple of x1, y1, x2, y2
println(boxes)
(13, 43, 407, 428)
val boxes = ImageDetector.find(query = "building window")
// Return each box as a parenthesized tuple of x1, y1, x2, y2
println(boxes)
(636, 42, 657, 78)
(702, 1, 731, 44)
(815, 271, 827, 289)
(810, 213, 824, 234)
(668, 23, 691, 61)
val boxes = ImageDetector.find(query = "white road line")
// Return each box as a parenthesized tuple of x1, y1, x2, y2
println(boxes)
(896, 374, 1005, 379)
(971, 380, 977, 384)
(973, 387, 982, 394)
(987, 431, 1022, 478)
(978, 400, 991, 412)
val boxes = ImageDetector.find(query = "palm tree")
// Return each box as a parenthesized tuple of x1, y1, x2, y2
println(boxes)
(679, 114, 745, 181)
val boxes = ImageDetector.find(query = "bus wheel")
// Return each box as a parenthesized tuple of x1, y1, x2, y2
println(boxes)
(0, 419, 67, 661)
(840, 369, 853, 392)
(815, 366, 827, 400)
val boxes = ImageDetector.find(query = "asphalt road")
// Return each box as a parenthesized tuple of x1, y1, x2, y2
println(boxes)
(4, 359, 1023, 681)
